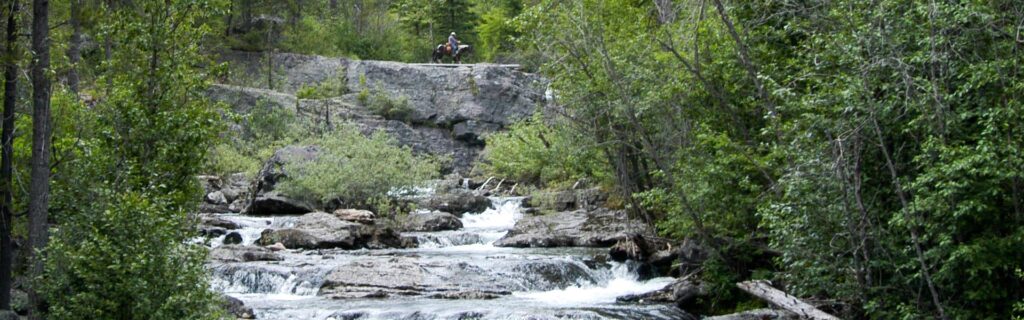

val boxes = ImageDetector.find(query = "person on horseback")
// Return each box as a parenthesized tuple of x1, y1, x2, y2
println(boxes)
(448, 32, 459, 57)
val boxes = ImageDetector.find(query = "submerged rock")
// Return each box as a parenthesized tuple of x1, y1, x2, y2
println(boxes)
(209, 245, 283, 262)
(402, 211, 463, 231)
(494, 208, 653, 248)
(256, 211, 410, 250)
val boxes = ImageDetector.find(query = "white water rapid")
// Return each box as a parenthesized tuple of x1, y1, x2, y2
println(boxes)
(206, 196, 685, 319)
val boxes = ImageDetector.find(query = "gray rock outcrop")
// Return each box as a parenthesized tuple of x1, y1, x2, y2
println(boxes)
(209, 245, 283, 263)
(494, 208, 653, 248)
(414, 189, 490, 216)
(401, 211, 463, 232)
(211, 51, 550, 174)
(256, 211, 410, 250)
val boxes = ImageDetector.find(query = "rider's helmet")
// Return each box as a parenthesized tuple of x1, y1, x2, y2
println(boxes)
(451, 32, 456, 36)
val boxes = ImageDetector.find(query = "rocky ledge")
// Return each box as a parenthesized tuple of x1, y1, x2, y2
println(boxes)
(256, 211, 415, 250)
(493, 208, 653, 248)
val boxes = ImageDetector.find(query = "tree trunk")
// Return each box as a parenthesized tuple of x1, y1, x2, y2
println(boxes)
(27, 0, 52, 318)
(0, 0, 18, 311)
(66, 0, 81, 93)
(737, 280, 839, 320)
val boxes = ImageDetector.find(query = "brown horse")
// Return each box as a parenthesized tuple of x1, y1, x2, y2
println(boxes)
(433, 44, 473, 64)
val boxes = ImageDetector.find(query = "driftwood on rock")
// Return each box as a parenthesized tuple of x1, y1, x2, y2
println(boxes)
(736, 280, 839, 320)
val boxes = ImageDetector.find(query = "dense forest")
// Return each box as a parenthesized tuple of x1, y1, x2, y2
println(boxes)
(0, 0, 1020, 319)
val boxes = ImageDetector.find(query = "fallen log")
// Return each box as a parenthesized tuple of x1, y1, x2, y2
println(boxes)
(736, 280, 839, 320)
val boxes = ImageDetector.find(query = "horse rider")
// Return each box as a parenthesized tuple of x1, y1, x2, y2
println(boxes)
(448, 32, 459, 57)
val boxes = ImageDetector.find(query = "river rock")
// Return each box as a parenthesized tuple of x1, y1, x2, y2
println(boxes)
(206, 190, 229, 205)
(200, 226, 227, 238)
(247, 191, 315, 215)
(221, 295, 256, 319)
(198, 203, 231, 214)
(416, 189, 490, 216)
(616, 278, 706, 311)
(256, 211, 409, 250)
(333, 209, 376, 224)
(494, 208, 653, 248)
(524, 187, 607, 211)
(209, 245, 283, 262)
(402, 211, 463, 231)
(319, 259, 514, 299)
(265, 242, 286, 251)
(223, 232, 243, 245)
(245, 146, 321, 215)
(201, 215, 241, 230)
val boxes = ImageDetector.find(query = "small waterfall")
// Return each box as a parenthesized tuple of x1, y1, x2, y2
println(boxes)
(210, 264, 331, 296)
(513, 261, 675, 305)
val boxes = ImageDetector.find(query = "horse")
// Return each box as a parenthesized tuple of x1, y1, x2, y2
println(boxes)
(433, 44, 473, 64)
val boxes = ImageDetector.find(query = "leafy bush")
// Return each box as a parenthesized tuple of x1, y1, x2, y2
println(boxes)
(368, 91, 413, 122)
(43, 190, 223, 320)
(480, 113, 609, 187)
(276, 125, 440, 209)
(207, 143, 261, 177)
(296, 73, 348, 100)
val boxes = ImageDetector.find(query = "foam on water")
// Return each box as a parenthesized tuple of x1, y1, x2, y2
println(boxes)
(460, 197, 523, 232)
(514, 262, 674, 305)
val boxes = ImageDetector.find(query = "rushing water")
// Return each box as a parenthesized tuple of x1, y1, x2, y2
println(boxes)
(207, 197, 684, 319)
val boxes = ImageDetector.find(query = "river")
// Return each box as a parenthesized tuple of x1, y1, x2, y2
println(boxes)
(205, 197, 686, 319)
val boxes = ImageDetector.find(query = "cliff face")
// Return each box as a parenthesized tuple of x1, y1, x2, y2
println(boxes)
(210, 51, 549, 173)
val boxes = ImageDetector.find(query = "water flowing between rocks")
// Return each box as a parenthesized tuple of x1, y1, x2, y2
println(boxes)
(206, 197, 686, 319)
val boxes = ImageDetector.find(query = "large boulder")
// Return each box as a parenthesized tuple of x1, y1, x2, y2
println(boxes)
(221, 295, 256, 319)
(209, 245, 283, 262)
(415, 189, 490, 216)
(494, 208, 653, 248)
(402, 211, 463, 232)
(256, 212, 410, 250)
(616, 279, 705, 314)
(247, 191, 316, 215)
(524, 187, 607, 212)
(244, 145, 321, 215)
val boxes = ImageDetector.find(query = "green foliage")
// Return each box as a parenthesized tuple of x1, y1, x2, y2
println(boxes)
(476, 6, 516, 61)
(276, 125, 440, 208)
(43, 191, 222, 320)
(296, 73, 348, 100)
(41, 1, 230, 318)
(480, 113, 609, 187)
(518, 0, 1024, 318)
(368, 90, 413, 122)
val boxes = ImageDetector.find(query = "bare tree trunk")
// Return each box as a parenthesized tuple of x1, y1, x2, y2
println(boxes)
(0, 0, 18, 311)
(66, 0, 81, 93)
(27, 0, 52, 318)
(869, 115, 948, 320)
